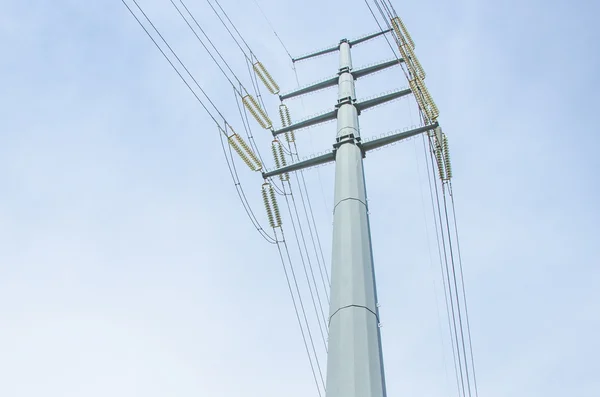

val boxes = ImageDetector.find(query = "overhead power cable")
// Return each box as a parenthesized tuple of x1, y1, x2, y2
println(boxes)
(121, 0, 276, 244)
(122, 0, 224, 125)
(251, 0, 294, 60)
(169, 0, 247, 96)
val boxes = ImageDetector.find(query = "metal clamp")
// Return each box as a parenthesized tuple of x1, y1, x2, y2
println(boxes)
(332, 135, 363, 158)
(336, 96, 354, 107)
(338, 66, 351, 75)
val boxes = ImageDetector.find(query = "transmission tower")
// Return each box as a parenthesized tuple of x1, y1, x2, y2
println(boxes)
(122, 2, 477, 396)
(255, 26, 440, 397)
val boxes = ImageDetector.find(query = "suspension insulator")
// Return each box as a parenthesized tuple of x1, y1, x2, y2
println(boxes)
(278, 104, 292, 126)
(443, 133, 452, 180)
(268, 183, 282, 227)
(405, 44, 426, 80)
(409, 78, 429, 120)
(278, 105, 287, 127)
(271, 140, 289, 181)
(435, 143, 445, 181)
(253, 61, 280, 95)
(279, 104, 295, 143)
(435, 148, 445, 181)
(271, 140, 281, 169)
(243, 94, 272, 129)
(278, 140, 289, 181)
(234, 129, 262, 170)
(416, 78, 439, 120)
(395, 38, 409, 64)
(410, 78, 439, 121)
(284, 105, 292, 126)
(391, 17, 415, 49)
(227, 127, 262, 171)
(261, 183, 276, 228)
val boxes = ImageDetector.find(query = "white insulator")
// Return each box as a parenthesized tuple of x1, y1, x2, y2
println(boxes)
(279, 105, 287, 127)
(234, 134, 262, 171)
(226, 125, 261, 171)
(415, 78, 439, 121)
(243, 94, 272, 129)
(409, 79, 432, 121)
(253, 61, 280, 95)
(228, 135, 261, 171)
(391, 17, 408, 48)
(271, 140, 281, 169)
(396, 39, 409, 63)
(262, 183, 276, 228)
(391, 17, 415, 49)
(284, 106, 292, 126)
(405, 44, 426, 80)
(278, 141, 289, 181)
(279, 104, 295, 143)
(271, 140, 289, 181)
(268, 184, 282, 227)
(443, 133, 452, 180)
(435, 144, 445, 181)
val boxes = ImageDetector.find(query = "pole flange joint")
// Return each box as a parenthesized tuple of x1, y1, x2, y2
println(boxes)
(338, 66, 351, 75)
(336, 96, 354, 108)
(332, 134, 364, 158)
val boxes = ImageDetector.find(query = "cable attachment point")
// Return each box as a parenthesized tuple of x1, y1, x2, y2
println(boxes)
(253, 61, 280, 95)
(226, 125, 262, 171)
(243, 94, 273, 129)
(271, 139, 290, 181)
(279, 104, 295, 142)
(262, 182, 282, 228)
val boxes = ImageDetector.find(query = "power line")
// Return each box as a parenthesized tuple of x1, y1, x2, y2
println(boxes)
(278, 220, 327, 390)
(449, 188, 480, 397)
(281, 180, 330, 349)
(423, 134, 465, 397)
(122, 0, 277, 244)
(169, 0, 246, 96)
(273, 230, 324, 397)
(214, 0, 256, 58)
(251, 0, 294, 60)
(121, 0, 223, 125)
(205, 0, 253, 62)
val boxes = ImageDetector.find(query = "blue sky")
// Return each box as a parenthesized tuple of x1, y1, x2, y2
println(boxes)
(1, 0, 599, 396)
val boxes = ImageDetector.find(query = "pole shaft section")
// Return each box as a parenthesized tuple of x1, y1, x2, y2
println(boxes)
(326, 41, 387, 397)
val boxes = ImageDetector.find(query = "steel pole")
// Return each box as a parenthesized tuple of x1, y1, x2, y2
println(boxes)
(325, 40, 387, 397)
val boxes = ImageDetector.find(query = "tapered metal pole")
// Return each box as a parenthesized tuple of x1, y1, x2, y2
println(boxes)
(325, 39, 387, 397)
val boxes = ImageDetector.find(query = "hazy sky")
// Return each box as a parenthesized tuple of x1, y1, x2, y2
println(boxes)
(1, 0, 599, 396)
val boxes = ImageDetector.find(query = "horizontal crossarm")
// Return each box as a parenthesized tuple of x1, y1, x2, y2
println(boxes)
(280, 59, 402, 101)
(262, 151, 336, 178)
(293, 45, 339, 62)
(349, 29, 392, 46)
(355, 88, 412, 112)
(361, 123, 439, 152)
(353, 59, 402, 79)
(280, 76, 339, 100)
(272, 110, 337, 136)
(292, 29, 392, 63)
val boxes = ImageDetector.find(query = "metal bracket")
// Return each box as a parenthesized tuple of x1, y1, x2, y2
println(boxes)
(332, 134, 364, 159)
(338, 66, 351, 75)
(336, 96, 354, 107)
